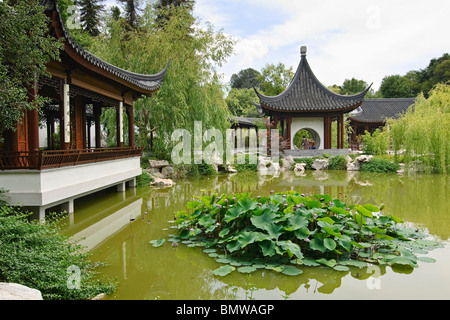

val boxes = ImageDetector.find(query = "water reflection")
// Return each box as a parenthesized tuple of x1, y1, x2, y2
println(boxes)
(61, 171, 450, 300)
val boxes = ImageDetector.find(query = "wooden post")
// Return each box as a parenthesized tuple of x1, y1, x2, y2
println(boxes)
(127, 104, 134, 147)
(61, 82, 70, 150)
(94, 103, 102, 148)
(27, 83, 40, 153)
(340, 114, 345, 149)
(116, 100, 124, 148)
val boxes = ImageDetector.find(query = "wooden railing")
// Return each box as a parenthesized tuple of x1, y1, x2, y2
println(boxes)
(0, 147, 143, 170)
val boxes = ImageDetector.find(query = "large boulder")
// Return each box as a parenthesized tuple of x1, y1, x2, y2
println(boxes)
(0, 283, 43, 300)
(347, 155, 373, 171)
(148, 160, 170, 169)
(161, 166, 174, 178)
(294, 162, 306, 173)
(281, 156, 294, 171)
(312, 159, 328, 170)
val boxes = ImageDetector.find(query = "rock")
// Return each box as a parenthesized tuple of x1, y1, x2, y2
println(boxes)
(161, 166, 174, 178)
(347, 155, 373, 171)
(0, 283, 43, 300)
(91, 293, 106, 300)
(397, 163, 405, 174)
(293, 163, 306, 173)
(281, 156, 294, 170)
(226, 165, 237, 173)
(257, 156, 280, 176)
(346, 161, 360, 171)
(148, 160, 170, 169)
(312, 159, 328, 170)
(355, 155, 373, 163)
(151, 177, 175, 187)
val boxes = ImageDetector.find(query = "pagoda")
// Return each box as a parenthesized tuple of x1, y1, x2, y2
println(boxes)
(254, 46, 371, 150)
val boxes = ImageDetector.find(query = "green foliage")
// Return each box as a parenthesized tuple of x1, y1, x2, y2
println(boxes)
(136, 172, 153, 187)
(328, 155, 347, 170)
(0, 0, 63, 138)
(90, 3, 234, 152)
(293, 157, 317, 170)
(379, 74, 415, 98)
(361, 128, 390, 155)
(234, 154, 258, 172)
(359, 158, 400, 173)
(225, 88, 260, 117)
(386, 84, 450, 173)
(0, 206, 116, 300)
(257, 63, 294, 96)
(340, 78, 370, 95)
(153, 191, 442, 277)
(230, 68, 261, 89)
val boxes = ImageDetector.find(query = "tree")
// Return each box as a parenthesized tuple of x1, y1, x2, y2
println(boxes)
(386, 84, 450, 173)
(0, 0, 62, 140)
(379, 75, 415, 98)
(117, 0, 141, 29)
(91, 2, 235, 154)
(340, 78, 368, 95)
(225, 88, 260, 117)
(77, 0, 104, 36)
(230, 68, 261, 89)
(257, 63, 294, 96)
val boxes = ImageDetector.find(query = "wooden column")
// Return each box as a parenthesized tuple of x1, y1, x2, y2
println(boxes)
(61, 81, 70, 150)
(287, 116, 292, 149)
(116, 100, 124, 148)
(340, 114, 345, 149)
(93, 103, 102, 148)
(27, 83, 40, 153)
(324, 115, 331, 149)
(127, 104, 134, 147)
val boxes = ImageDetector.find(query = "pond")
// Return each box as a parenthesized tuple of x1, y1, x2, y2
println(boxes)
(61, 170, 450, 300)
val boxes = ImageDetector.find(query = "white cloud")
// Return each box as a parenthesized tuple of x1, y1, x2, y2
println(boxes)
(194, 0, 450, 90)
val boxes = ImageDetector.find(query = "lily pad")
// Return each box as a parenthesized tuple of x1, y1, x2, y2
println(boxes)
(281, 265, 303, 276)
(213, 265, 235, 277)
(417, 256, 436, 263)
(149, 238, 166, 247)
(237, 266, 257, 273)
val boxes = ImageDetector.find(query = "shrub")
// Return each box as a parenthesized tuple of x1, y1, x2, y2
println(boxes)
(328, 155, 347, 170)
(360, 158, 400, 173)
(0, 206, 117, 300)
(234, 154, 258, 172)
(293, 157, 317, 170)
(136, 172, 153, 187)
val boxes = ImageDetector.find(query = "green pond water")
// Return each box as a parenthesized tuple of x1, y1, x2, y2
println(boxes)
(61, 170, 450, 300)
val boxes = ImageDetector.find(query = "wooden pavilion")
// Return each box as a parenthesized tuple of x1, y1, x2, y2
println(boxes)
(348, 98, 415, 149)
(254, 46, 371, 151)
(0, 0, 168, 219)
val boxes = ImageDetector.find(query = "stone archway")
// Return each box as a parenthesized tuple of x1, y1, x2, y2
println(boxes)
(293, 128, 321, 149)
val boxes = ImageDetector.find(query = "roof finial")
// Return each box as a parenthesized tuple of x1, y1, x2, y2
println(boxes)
(301, 46, 307, 57)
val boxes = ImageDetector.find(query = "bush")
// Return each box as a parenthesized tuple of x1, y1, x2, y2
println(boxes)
(0, 206, 117, 300)
(136, 172, 153, 187)
(328, 155, 347, 170)
(360, 158, 400, 173)
(234, 154, 258, 172)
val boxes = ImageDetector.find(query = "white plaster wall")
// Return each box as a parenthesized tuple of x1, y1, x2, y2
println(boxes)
(0, 157, 141, 207)
(290, 117, 324, 150)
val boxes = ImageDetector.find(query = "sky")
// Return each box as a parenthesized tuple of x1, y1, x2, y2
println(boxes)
(104, 0, 450, 91)
(192, 0, 450, 91)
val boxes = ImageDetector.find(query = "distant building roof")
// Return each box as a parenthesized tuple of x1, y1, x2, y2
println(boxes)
(349, 98, 415, 123)
(229, 116, 262, 128)
(254, 46, 372, 114)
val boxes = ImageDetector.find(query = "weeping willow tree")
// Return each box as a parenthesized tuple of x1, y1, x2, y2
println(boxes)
(387, 83, 450, 173)
(90, 1, 235, 158)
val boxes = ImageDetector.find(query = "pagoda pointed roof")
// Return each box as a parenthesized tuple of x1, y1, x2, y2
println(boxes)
(254, 46, 372, 113)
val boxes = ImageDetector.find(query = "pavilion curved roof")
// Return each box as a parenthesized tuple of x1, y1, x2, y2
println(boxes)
(40, 0, 168, 94)
(254, 47, 372, 114)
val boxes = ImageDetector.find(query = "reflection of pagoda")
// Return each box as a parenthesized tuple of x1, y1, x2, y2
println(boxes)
(254, 46, 371, 150)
